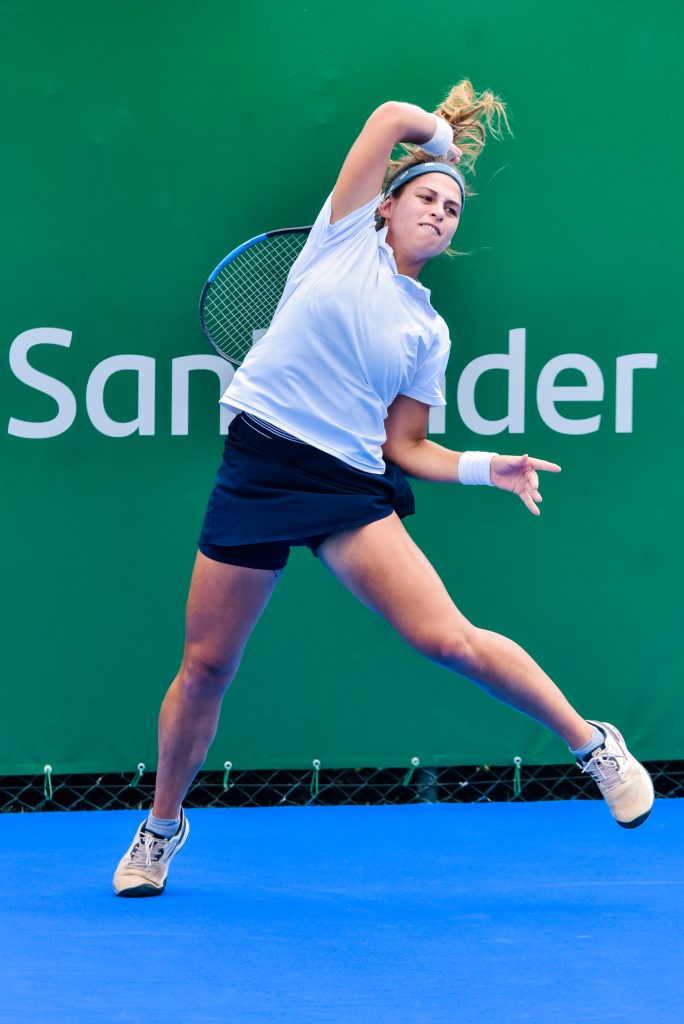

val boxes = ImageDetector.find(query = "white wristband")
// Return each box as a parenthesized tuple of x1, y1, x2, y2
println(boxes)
(420, 114, 453, 156)
(458, 451, 498, 486)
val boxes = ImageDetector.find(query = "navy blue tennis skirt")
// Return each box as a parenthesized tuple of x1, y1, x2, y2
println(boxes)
(198, 413, 415, 570)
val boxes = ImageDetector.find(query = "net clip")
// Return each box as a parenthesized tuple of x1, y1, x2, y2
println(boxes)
(310, 759, 321, 799)
(402, 756, 421, 786)
(43, 764, 53, 801)
(513, 756, 523, 797)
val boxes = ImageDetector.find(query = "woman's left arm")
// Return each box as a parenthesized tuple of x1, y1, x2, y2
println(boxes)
(382, 395, 459, 481)
(382, 395, 561, 516)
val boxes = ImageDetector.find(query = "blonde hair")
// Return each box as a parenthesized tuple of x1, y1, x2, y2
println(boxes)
(378, 80, 512, 254)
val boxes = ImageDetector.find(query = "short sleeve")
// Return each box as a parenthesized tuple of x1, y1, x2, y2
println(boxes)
(296, 190, 383, 263)
(270, 189, 383, 323)
(278, 189, 383, 298)
(400, 322, 451, 406)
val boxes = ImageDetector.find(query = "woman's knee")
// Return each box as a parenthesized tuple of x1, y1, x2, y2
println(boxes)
(414, 624, 480, 671)
(178, 648, 241, 698)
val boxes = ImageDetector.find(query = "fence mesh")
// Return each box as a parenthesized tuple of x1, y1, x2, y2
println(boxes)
(1, 760, 682, 813)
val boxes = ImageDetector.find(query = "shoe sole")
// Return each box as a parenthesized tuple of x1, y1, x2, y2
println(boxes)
(116, 881, 167, 898)
(618, 807, 653, 829)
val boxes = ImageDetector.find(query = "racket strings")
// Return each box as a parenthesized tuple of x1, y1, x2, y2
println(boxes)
(202, 233, 309, 363)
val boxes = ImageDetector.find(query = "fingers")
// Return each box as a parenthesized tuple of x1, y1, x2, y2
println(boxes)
(491, 453, 559, 516)
(447, 145, 462, 164)
(528, 457, 562, 473)
(522, 482, 543, 515)
(514, 454, 561, 474)
(522, 465, 542, 515)
(520, 488, 541, 516)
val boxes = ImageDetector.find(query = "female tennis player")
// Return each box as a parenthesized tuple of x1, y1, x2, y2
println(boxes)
(114, 81, 654, 897)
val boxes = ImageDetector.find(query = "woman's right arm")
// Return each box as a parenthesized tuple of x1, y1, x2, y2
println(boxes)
(330, 101, 456, 224)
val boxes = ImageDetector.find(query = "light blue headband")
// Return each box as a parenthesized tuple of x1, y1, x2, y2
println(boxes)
(384, 161, 466, 211)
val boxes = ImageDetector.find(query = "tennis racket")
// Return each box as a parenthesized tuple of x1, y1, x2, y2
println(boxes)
(199, 226, 311, 366)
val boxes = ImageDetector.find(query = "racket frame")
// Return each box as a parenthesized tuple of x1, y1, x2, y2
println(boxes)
(199, 226, 311, 365)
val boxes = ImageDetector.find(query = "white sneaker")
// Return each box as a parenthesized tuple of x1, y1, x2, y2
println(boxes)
(113, 809, 190, 897)
(578, 721, 654, 829)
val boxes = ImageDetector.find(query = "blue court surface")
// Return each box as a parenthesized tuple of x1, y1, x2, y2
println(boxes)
(1, 800, 682, 1024)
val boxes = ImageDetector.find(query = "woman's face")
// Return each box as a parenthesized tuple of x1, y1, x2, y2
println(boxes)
(378, 173, 462, 266)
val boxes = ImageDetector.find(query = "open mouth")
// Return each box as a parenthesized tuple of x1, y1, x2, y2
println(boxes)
(420, 224, 441, 237)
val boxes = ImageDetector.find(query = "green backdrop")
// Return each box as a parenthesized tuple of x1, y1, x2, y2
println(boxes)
(1, 1, 681, 774)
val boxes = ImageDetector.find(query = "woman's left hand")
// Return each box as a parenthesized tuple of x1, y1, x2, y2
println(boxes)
(490, 454, 561, 516)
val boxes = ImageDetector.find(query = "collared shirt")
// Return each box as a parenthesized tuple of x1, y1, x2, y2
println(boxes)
(219, 190, 451, 474)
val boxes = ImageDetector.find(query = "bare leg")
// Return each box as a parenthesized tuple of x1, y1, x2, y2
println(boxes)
(152, 551, 281, 818)
(318, 515, 592, 750)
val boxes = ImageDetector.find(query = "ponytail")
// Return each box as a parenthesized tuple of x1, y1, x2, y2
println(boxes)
(383, 79, 512, 199)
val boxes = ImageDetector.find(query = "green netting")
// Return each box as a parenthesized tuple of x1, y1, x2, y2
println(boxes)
(1, 760, 681, 813)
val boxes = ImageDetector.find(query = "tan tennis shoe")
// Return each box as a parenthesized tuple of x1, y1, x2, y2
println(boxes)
(113, 809, 190, 897)
(578, 721, 654, 828)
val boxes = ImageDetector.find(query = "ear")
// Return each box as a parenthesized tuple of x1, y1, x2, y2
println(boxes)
(377, 195, 393, 220)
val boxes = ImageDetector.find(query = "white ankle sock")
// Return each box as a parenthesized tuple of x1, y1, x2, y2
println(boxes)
(145, 811, 181, 838)
(570, 725, 605, 761)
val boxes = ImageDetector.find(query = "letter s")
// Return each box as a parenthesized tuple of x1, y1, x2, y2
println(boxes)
(8, 328, 77, 438)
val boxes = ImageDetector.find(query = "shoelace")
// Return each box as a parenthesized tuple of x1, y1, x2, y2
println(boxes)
(580, 749, 626, 791)
(127, 830, 167, 869)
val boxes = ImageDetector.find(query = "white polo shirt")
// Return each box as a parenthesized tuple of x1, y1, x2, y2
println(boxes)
(219, 189, 451, 474)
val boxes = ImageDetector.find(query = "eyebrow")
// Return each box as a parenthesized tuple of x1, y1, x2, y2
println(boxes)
(416, 185, 462, 212)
